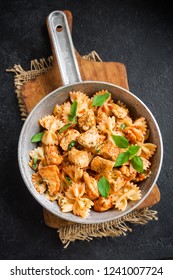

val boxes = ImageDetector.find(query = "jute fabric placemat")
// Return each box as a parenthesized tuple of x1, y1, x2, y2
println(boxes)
(7, 52, 158, 247)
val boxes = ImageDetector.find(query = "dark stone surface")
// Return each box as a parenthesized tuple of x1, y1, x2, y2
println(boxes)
(0, 0, 173, 260)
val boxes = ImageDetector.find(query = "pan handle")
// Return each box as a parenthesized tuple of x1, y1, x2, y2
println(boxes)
(47, 11, 82, 85)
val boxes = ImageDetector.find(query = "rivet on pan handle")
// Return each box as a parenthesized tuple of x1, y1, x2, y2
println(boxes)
(47, 11, 82, 85)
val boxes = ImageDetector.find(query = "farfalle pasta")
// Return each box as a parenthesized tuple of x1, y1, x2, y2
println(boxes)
(29, 90, 157, 218)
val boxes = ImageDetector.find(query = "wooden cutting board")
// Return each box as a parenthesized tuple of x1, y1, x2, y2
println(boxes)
(21, 10, 160, 227)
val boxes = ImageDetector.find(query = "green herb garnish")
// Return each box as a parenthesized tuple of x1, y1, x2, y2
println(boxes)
(114, 151, 130, 167)
(31, 131, 44, 143)
(32, 156, 38, 170)
(68, 100, 78, 123)
(68, 140, 76, 151)
(65, 176, 72, 185)
(112, 135, 143, 173)
(111, 135, 129, 148)
(120, 123, 126, 130)
(98, 176, 110, 198)
(92, 92, 111, 107)
(131, 156, 144, 173)
(128, 145, 140, 156)
(59, 123, 72, 134)
(95, 144, 100, 153)
(59, 101, 78, 133)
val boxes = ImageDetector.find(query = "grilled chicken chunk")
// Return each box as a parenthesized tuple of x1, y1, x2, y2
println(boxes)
(68, 147, 93, 169)
(44, 145, 63, 166)
(91, 156, 115, 173)
(78, 109, 96, 131)
(60, 129, 80, 151)
(38, 165, 60, 196)
(94, 196, 113, 212)
(77, 126, 99, 148)
(83, 171, 99, 200)
(98, 140, 120, 161)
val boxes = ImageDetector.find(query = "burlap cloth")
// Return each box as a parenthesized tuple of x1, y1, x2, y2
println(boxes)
(7, 52, 158, 247)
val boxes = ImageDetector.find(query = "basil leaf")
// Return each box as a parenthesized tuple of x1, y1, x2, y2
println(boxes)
(59, 123, 72, 134)
(32, 156, 38, 170)
(114, 151, 130, 167)
(132, 156, 144, 173)
(68, 101, 78, 123)
(33, 156, 38, 164)
(65, 176, 72, 185)
(111, 135, 129, 148)
(95, 144, 100, 154)
(120, 123, 126, 130)
(98, 176, 110, 198)
(92, 92, 110, 106)
(68, 115, 76, 123)
(31, 131, 44, 143)
(128, 145, 140, 156)
(68, 140, 76, 151)
(70, 100, 78, 117)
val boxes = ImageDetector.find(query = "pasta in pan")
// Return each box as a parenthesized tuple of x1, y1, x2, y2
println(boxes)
(29, 90, 157, 218)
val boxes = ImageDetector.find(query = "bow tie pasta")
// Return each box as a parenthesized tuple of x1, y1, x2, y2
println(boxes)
(29, 90, 157, 218)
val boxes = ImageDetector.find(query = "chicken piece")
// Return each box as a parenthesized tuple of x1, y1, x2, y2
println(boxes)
(68, 147, 93, 168)
(77, 126, 99, 148)
(78, 109, 96, 131)
(98, 140, 120, 161)
(44, 145, 63, 166)
(38, 165, 60, 196)
(86, 133, 106, 155)
(94, 196, 113, 212)
(90, 156, 115, 173)
(83, 172, 99, 200)
(60, 129, 80, 151)
(111, 103, 128, 119)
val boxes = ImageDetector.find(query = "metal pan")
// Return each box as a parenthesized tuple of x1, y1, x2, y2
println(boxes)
(18, 11, 163, 224)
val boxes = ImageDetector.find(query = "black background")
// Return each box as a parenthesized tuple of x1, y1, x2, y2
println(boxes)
(0, 0, 173, 260)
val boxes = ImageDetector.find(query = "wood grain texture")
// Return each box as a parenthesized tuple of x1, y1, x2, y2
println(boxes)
(20, 10, 160, 227)
(21, 10, 128, 113)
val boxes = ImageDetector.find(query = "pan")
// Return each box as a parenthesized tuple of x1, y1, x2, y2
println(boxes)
(18, 11, 163, 224)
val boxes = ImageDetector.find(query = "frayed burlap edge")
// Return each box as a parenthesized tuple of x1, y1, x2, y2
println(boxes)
(6, 51, 102, 121)
(7, 51, 158, 247)
(59, 208, 158, 248)
(6, 56, 54, 120)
